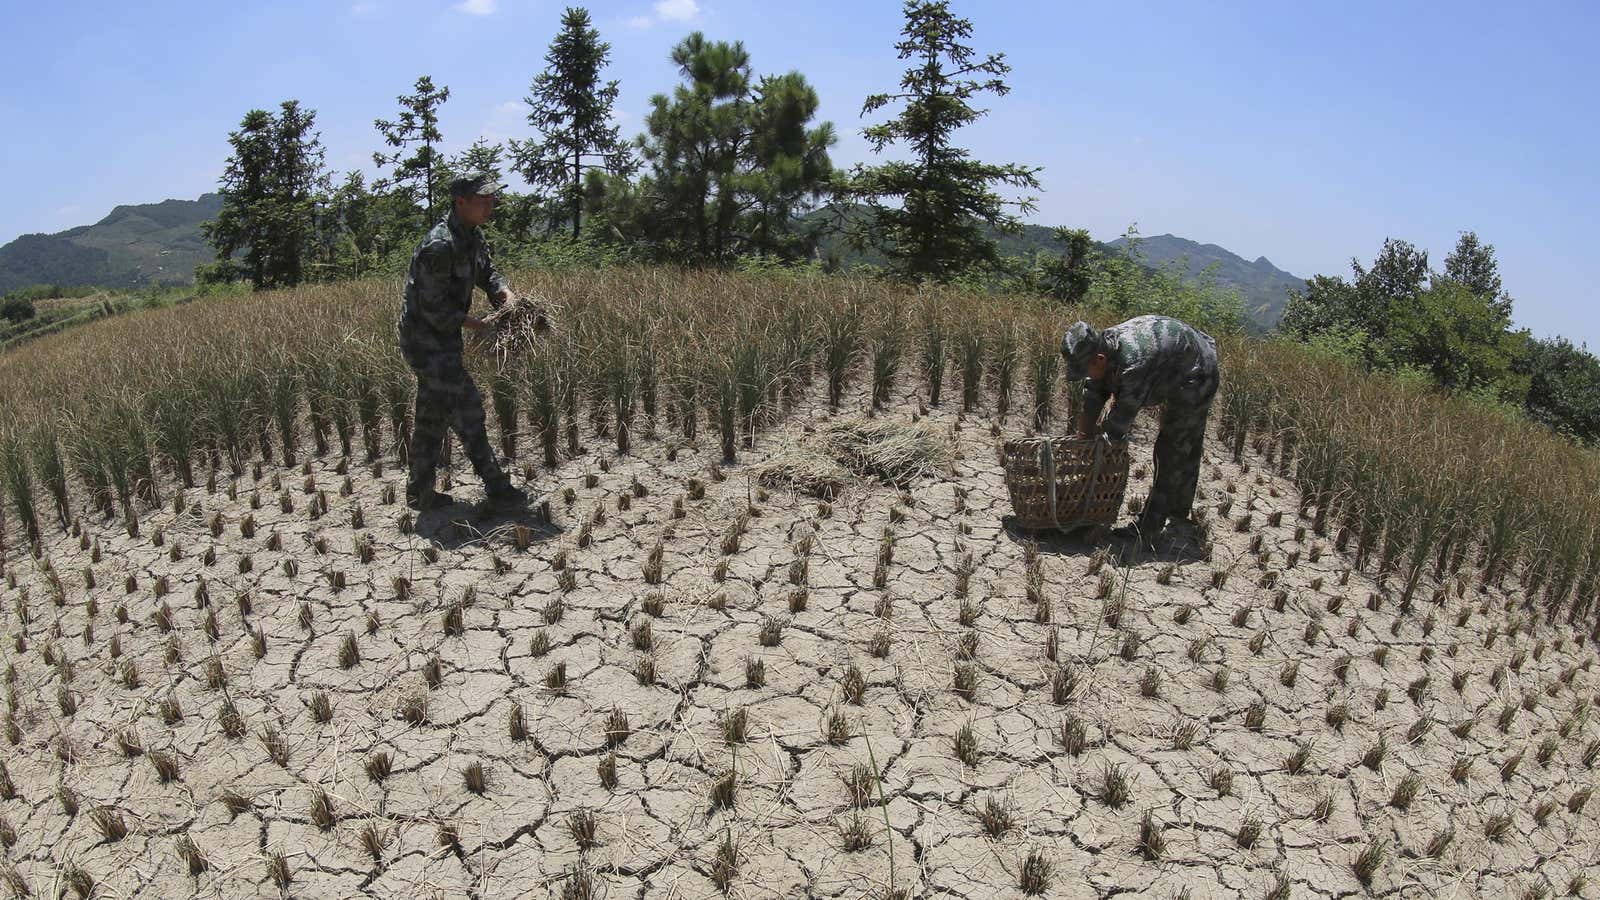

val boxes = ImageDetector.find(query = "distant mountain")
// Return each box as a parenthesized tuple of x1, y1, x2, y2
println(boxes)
(0, 195, 222, 295)
(1106, 233, 1305, 329)
(807, 206, 1131, 283)
(809, 208, 1304, 331)
(0, 195, 1308, 331)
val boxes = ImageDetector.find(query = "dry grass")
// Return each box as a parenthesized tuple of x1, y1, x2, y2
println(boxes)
(820, 418, 951, 485)
(758, 449, 850, 499)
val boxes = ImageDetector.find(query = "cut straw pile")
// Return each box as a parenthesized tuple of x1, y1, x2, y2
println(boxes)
(759, 449, 850, 499)
(824, 418, 951, 484)
(761, 418, 951, 496)
(485, 295, 555, 359)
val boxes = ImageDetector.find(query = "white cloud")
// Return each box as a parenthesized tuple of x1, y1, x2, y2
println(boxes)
(476, 100, 526, 146)
(455, 0, 497, 15)
(628, 0, 700, 28)
(654, 0, 700, 22)
(349, 1, 377, 15)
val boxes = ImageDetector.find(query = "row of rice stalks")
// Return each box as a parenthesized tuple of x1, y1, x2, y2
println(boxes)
(0, 270, 1082, 540)
(1218, 338, 1600, 633)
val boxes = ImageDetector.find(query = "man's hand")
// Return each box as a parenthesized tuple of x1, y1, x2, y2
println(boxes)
(464, 315, 493, 352)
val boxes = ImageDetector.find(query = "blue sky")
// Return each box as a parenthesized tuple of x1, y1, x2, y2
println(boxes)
(2, 1, 1596, 345)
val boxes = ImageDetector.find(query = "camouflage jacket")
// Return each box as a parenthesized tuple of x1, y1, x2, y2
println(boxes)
(397, 210, 510, 362)
(1082, 315, 1220, 440)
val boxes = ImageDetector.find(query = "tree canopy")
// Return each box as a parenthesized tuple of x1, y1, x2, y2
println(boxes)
(512, 6, 632, 240)
(841, 0, 1041, 282)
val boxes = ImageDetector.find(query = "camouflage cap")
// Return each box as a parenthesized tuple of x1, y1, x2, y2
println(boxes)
(1060, 320, 1102, 378)
(450, 172, 506, 198)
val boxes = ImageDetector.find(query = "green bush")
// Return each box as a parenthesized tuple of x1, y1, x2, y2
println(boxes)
(1, 297, 36, 323)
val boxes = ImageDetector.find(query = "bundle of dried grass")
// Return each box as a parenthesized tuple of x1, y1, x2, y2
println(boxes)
(823, 418, 952, 485)
(759, 449, 850, 499)
(485, 295, 555, 360)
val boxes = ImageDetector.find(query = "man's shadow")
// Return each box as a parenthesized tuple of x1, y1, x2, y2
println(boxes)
(1000, 516, 1209, 565)
(415, 499, 564, 551)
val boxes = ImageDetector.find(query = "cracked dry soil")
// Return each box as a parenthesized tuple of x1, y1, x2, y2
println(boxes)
(1, 378, 1597, 900)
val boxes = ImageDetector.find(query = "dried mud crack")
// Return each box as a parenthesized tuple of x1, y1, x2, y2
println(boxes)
(0, 377, 1597, 899)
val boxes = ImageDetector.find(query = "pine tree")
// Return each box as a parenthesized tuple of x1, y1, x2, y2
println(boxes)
(513, 7, 631, 239)
(268, 100, 326, 287)
(636, 33, 834, 262)
(844, 0, 1041, 282)
(744, 72, 837, 259)
(455, 138, 507, 184)
(1040, 227, 1096, 305)
(203, 109, 277, 288)
(641, 34, 752, 261)
(202, 102, 326, 290)
(373, 75, 450, 219)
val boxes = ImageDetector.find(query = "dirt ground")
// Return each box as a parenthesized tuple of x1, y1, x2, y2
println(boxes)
(1, 377, 1597, 899)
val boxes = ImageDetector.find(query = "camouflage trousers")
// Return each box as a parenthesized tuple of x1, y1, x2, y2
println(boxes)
(1139, 375, 1218, 531)
(405, 352, 510, 497)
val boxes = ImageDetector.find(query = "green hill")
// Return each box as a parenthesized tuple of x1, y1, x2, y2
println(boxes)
(0, 195, 1306, 331)
(808, 207, 1304, 331)
(1106, 233, 1305, 328)
(0, 195, 222, 295)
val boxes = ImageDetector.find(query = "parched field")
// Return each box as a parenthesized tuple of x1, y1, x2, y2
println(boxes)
(2, 360, 1597, 900)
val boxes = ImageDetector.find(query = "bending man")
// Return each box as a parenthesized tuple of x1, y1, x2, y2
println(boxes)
(1061, 315, 1220, 544)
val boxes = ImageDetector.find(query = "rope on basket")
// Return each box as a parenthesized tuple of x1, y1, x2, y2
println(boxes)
(1036, 436, 1106, 533)
(1040, 438, 1059, 530)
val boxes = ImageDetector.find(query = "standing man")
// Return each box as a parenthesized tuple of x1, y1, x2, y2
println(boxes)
(1061, 315, 1220, 545)
(398, 172, 528, 512)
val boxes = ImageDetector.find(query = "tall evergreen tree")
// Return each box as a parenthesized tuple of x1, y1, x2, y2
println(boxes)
(744, 72, 837, 259)
(269, 100, 325, 287)
(202, 102, 326, 290)
(642, 34, 752, 261)
(843, 0, 1041, 282)
(203, 109, 278, 288)
(454, 138, 507, 183)
(513, 7, 630, 239)
(373, 75, 450, 219)
(636, 33, 834, 262)
(1349, 237, 1429, 350)
(1041, 227, 1096, 305)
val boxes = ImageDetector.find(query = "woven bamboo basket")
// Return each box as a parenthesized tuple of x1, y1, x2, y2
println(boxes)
(1002, 436, 1131, 530)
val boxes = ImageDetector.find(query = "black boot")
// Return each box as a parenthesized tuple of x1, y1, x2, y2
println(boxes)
(1112, 515, 1164, 547)
(406, 486, 454, 511)
(485, 481, 528, 509)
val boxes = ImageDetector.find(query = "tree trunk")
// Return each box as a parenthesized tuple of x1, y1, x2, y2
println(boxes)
(572, 151, 582, 239)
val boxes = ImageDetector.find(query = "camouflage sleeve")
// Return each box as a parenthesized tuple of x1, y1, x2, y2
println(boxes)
(477, 238, 509, 308)
(1101, 361, 1155, 441)
(414, 239, 467, 333)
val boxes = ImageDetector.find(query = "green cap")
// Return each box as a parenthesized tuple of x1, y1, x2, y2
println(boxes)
(450, 172, 506, 198)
